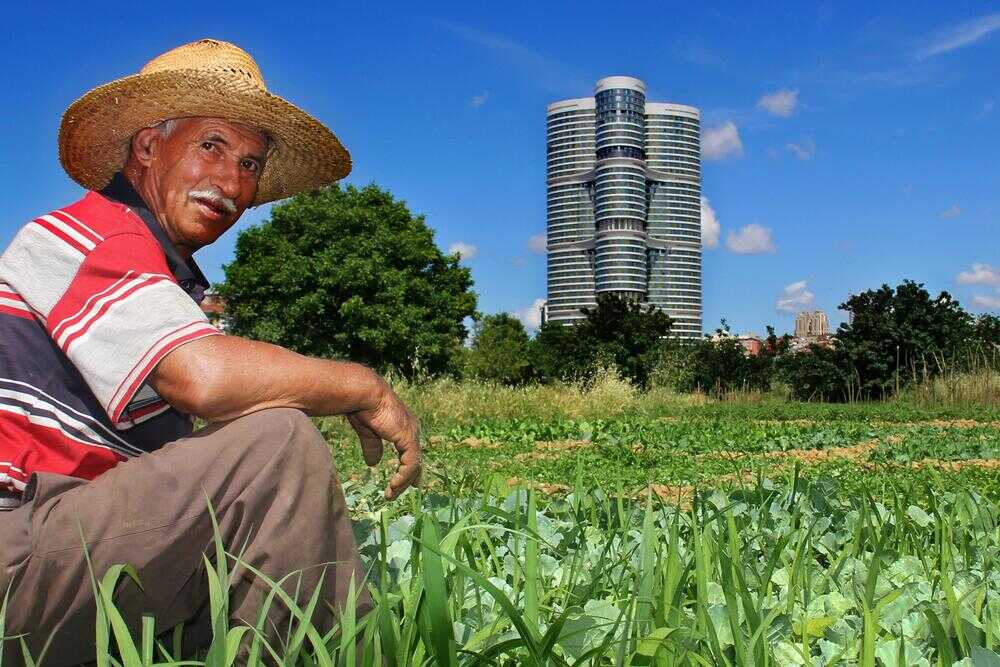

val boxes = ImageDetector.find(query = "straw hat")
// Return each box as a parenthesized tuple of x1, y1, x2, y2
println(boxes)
(58, 39, 351, 206)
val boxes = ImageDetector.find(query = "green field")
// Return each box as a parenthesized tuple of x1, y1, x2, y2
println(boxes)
(8, 378, 1000, 665)
(319, 379, 1000, 665)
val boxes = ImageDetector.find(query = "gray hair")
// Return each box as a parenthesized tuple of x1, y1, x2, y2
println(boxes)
(156, 119, 179, 137)
(145, 118, 272, 154)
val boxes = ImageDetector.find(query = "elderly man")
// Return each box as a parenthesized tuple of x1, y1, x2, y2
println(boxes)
(0, 39, 421, 664)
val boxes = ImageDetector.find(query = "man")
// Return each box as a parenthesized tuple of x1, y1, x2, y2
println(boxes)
(0, 39, 421, 664)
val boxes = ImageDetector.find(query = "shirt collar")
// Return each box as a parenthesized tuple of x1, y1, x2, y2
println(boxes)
(99, 173, 210, 302)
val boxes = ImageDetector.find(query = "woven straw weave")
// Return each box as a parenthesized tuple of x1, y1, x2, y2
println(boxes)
(59, 39, 351, 205)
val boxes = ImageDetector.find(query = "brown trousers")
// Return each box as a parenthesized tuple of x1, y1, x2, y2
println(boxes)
(0, 408, 370, 666)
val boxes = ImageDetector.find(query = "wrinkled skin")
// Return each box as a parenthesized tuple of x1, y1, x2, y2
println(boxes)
(124, 117, 268, 258)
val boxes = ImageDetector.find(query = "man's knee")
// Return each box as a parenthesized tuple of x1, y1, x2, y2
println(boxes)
(234, 408, 332, 471)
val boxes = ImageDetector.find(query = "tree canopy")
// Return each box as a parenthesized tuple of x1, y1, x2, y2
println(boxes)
(836, 280, 973, 397)
(532, 294, 673, 387)
(464, 313, 533, 385)
(219, 183, 477, 376)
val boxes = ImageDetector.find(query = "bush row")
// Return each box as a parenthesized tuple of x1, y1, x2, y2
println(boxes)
(460, 281, 1000, 402)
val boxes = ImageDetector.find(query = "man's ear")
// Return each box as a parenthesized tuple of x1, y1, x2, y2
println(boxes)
(130, 127, 162, 168)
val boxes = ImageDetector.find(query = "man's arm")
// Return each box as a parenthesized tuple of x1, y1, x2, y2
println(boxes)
(149, 334, 421, 499)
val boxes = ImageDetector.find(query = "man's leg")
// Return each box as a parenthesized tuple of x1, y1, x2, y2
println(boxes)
(0, 408, 369, 666)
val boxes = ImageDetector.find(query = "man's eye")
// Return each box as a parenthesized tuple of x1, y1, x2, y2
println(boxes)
(201, 141, 215, 151)
(241, 159, 258, 172)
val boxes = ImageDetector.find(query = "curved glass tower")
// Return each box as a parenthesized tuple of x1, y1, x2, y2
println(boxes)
(544, 76, 702, 338)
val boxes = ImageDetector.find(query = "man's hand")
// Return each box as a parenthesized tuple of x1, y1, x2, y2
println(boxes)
(151, 335, 422, 498)
(346, 380, 421, 500)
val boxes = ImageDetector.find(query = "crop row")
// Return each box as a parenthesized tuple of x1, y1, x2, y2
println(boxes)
(343, 474, 1000, 665)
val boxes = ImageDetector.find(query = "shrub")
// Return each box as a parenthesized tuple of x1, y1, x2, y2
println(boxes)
(463, 313, 533, 385)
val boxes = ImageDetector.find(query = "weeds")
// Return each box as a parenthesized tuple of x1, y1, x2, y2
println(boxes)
(8, 476, 1000, 664)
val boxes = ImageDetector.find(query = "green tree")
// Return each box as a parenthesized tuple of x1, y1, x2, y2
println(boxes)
(972, 314, 1000, 350)
(464, 313, 533, 385)
(219, 184, 477, 376)
(654, 323, 791, 396)
(532, 294, 673, 387)
(581, 295, 673, 388)
(779, 345, 853, 401)
(531, 320, 596, 383)
(836, 280, 973, 398)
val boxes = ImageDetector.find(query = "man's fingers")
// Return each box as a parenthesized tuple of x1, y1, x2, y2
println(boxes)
(347, 414, 384, 466)
(384, 438, 422, 500)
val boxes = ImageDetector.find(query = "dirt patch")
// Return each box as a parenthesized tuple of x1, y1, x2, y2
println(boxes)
(754, 419, 821, 427)
(451, 436, 502, 450)
(537, 439, 591, 452)
(760, 438, 880, 464)
(905, 458, 1000, 472)
(646, 484, 696, 508)
(702, 438, 882, 464)
(874, 419, 1000, 429)
(505, 477, 571, 495)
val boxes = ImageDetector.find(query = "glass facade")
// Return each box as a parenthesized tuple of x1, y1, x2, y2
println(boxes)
(545, 79, 702, 337)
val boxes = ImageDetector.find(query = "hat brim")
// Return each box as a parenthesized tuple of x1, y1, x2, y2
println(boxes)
(58, 68, 351, 206)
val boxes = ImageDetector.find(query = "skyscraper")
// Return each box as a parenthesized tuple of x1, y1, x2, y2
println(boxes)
(544, 76, 702, 337)
(794, 311, 830, 338)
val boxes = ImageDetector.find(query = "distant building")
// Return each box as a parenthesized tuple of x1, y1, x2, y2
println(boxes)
(545, 76, 703, 338)
(710, 330, 764, 356)
(200, 292, 226, 329)
(739, 334, 764, 356)
(795, 310, 829, 338)
(790, 311, 835, 353)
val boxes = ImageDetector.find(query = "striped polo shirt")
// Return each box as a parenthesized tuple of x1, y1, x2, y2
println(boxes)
(0, 174, 221, 500)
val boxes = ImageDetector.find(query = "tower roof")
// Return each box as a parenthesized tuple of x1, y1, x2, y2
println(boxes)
(594, 76, 646, 94)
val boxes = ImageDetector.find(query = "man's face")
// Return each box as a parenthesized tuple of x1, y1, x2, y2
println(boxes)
(136, 117, 268, 256)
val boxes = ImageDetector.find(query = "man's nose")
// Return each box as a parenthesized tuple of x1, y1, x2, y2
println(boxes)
(213, 157, 243, 201)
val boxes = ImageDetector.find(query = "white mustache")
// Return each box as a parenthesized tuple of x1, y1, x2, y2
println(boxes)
(189, 188, 237, 215)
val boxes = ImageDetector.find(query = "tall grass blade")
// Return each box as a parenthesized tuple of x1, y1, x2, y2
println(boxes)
(418, 517, 459, 667)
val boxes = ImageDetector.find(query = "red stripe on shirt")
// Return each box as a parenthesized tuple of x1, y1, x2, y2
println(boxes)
(50, 209, 104, 246)
(0, 305, 35, 321)
(111, 325, 220, 424)
(0, 411, 125, 483)
(0, 290, 25, 302)
(61, 275, 173, 353)
(32, 217, 89, 256)
(50, 271, 136, 343)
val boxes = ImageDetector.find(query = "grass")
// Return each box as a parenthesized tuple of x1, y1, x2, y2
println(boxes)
(7, 374, 1000, 664)
(9, 475, 1000, 665)
(316, 368, 1000, 445)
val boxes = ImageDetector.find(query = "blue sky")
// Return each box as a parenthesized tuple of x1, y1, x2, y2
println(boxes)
(2, 1, 998, 336)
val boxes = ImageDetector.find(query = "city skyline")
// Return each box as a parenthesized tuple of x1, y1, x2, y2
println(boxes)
(545, 76, 703, 336)
(0, 2, 997, 337)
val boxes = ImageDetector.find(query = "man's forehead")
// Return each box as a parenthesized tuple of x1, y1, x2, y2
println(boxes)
(173, 117, 268, 146)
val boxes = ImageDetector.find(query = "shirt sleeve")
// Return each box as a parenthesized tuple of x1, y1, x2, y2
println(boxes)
(42, 232, 220, 426)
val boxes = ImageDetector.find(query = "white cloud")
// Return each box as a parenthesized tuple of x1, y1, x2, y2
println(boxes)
(776, 280, 815, 313)
(784, 137, 816, 160)
(700, 196, 720, 249)
(757, 88, 799, 117)
(939, 204, 961, 220)
(919, 13, 1000, 59)
(972, 294, 1000, 310)
(448, 241, 478, 260)
(702, 121, 743, 160)
(726, 224, 776, 254)
(958, 262, 1000, 286)
(512, 298, 547, 330)
(528, 233, 547, 254)
(469, 90, 489, 108)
